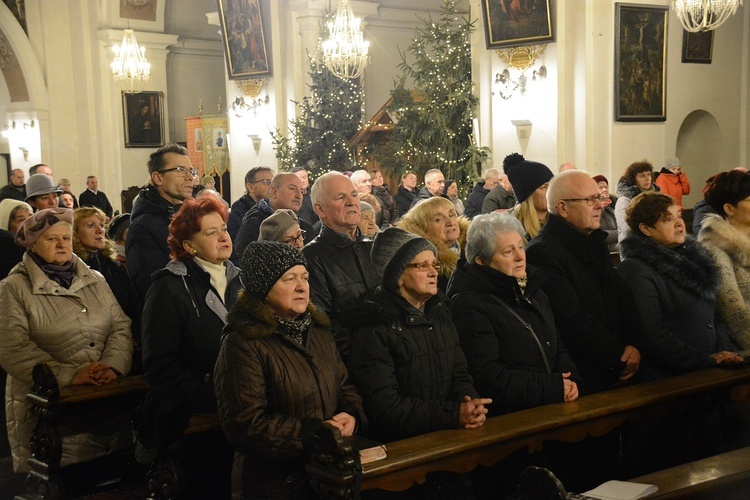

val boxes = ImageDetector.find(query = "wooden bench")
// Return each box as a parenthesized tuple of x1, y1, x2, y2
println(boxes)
(306, 366, 750, 498)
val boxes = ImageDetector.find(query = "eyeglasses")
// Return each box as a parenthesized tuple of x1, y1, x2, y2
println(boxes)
(281, 230, 306, 245)
(562, 195, 606, 206)
(158, 167, 199, 178)
(251, 179, 272, 185)
(406, 261, 441, 272)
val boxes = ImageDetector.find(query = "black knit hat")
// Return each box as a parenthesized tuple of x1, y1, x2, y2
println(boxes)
(371, 227, 436, 292)
(503, 153, 554, 204)
(241, 241, 307, 299)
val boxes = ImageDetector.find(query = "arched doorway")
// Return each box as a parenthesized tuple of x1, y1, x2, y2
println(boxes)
(675, 110, 722, 211)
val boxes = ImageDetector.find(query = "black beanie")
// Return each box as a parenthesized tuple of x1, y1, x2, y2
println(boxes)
(241, 241, 307, 299)
(371, 227, 437, 292)
(503, 153, 554, 204)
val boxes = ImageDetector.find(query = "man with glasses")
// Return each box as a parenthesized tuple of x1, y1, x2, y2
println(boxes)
(228, 166, 274, 243)
(526, 170, 642, 394)
(127, 143, 198, 302)
(234, 172, 315, 260)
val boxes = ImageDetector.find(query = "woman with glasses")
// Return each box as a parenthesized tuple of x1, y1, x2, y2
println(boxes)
(614, 160, 660, 243)
(259, 208, 306, 250)
(350, 227, 491, 444)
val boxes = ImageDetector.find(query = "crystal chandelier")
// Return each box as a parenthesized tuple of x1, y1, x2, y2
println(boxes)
(322, 0, 370, 79)
(672, 0, 743, 32)
(111, 29, 151, 93)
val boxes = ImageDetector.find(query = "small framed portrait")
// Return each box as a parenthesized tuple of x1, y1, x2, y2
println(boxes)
(218, 0, 272, 79)
(682, 30, 713, 64)
(481, 0, 555, 49)
(214, 129, 227, 149)
(122, 91, 165, 148)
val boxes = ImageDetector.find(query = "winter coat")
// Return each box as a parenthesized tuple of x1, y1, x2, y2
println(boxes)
(0, 183, 25, 202)
(0, 228, 23, 280)
(654, 168, 690, 210)
(692, 199, 715, 235)
(81, 252, 139, 338)
(214, 294, 364, 499)
(447, 261, 581, 414)
(125, 185, 181, 300)
(600, 204, 619, 252)
(298, 191, 319, 228)
(0, 253, 133, 472)
(78, 190, 114, 218)
(372, 184, 399, 225)
(397, 215, 470, 291)
(526, 214, 643, 393)
(235, 199, 315, 261)
(228, 193, 256, 243)
(142, 258, 241, 413)
(395, 185, 416, 217)
(349, 287, 478, 442)
(410, 185, 435, 209)
(481, 185, 516, 214)
(464, 180, 490, 219)
(614, 179, 660, 242)
(618, 233, 724, 381)
(699, 214, 750, 350)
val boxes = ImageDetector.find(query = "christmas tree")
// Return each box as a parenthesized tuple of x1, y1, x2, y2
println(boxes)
(271, 57, 363, 175)
(365, 0, 489, 188)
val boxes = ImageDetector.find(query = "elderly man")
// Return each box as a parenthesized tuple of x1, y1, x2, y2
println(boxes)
(464, 168, 499, 218)
(126, 143, 196, 300)
(0, 169, 26, 202)
(234, 172, 315, 259)
(410, 168, 445, 209)
(291, 166, 320, 226)
(228, 166, 274, 242)
(481, 171, 516, 214)
(79, 176, 113, 218)
(526, 170, 642, 394)
(302, 172, 380, 360)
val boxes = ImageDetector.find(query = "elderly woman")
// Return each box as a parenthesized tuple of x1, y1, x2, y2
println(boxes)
(618, 192, 742, 381)
(357, 201, 378, 239)
(699, 170, 750, 351)
(503, 153, 555, 240)
(0, 208, 133, 472)
(397, 196, 470, 290)
(615, 160, 660, 242)
(0, 199, 32, 279)
(259, 208, 306, 249)
(593, 175, 619, 252)
(350, 227, 490, 443)
(73, 207, 137, 331)
(447, 213, 580, 415)
(214, 242, 364, 499)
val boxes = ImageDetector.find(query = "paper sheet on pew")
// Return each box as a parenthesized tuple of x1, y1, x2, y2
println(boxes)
(582, 480, 657, 500)
(346, 435, 388, 464)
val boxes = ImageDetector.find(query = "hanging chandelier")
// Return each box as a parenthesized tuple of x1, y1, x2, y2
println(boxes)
(322, 0, 370, 79)
(672, 0, 743, 32)
(111, 29, 151, 93)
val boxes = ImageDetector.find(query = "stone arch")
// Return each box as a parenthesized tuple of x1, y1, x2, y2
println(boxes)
(675, 110, 722, 209)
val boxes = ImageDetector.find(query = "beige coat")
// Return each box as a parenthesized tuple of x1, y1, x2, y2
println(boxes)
(698, 214, 750, 351)
(0, 253, 133, 472)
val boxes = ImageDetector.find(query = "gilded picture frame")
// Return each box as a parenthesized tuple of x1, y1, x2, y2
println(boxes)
(122, 91, 165, 148)
(481, 0, 554, 49)
(217, 0, 272, 79)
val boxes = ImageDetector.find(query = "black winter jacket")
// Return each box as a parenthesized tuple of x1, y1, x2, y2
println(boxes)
(142, 258, 241, 413)
(481, 185, 516, 214)
(447, 261, 581, 414)
(395, 186, 416, 217)
(350, 287, 479, 442)
(526, 214, 643, 393)
(464, 181, 489, 219)
(618, 233, 726, 381)
(228, 193, 256, 243)
(409, 185, 434, 209)
(235, 199, 315, 261)
(372, 184, 398, 226)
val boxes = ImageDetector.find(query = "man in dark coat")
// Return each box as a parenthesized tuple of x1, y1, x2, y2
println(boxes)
(228, 166, 273, 244)
(464, 168, 499, 219)
(78, 176, 113, 218)
(526, 170, 642, 394)
(395, 170, 418, 217)
(291, 166, 320, 228)
(410, 168, 445, 209)
(0, 169, 26, 202)
(126, 143, 195, 301)
(481, 172, 516, 213)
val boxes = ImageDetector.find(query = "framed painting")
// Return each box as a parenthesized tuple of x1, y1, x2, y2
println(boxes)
(217, 0, 271, 79)
(682, 30, 713, 64)
(615, 3, 668, 122)
(481, 0, 554, 49)
(122, 91, 165, 148)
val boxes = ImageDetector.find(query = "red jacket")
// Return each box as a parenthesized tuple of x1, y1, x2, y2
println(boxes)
(655, 168, 691, 209)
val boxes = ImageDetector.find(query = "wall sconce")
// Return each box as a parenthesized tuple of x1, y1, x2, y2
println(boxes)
(493, 45, 547, 100)
(231, 78, 270, 117)
(18, 147, 29, 161)
(248, 134, 262, 151)
(2, 120, 35, 138)
(511, 119, 532, 140)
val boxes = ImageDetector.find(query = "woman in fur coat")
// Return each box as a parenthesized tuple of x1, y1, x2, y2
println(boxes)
(617, 192, 742, 382)
(699, 170, 750, 352)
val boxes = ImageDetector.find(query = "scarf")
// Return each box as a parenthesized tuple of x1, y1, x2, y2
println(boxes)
(30, 251, 75, 289)
(276, 311, 312, 346)
(194, 256, 228, 301)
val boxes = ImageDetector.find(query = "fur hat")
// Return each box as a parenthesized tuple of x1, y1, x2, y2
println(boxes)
(665, 157, 681, 170)
(16, 208, 73, 248)
(25, 174, 62, 201)
(0, 199, 33, 232)
(371, 227, 436, 292)
(259, 209, 300, 242)
(241, 241, 306, 299)
(503, 153, 553, 204)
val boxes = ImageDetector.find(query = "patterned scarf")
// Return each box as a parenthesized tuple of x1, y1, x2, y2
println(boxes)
(276, 311, 312, 346)
(30, 252, 75, 289)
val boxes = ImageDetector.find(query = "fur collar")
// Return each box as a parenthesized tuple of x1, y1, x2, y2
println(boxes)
(619, 232, 719, 300)
(396, 216, 470, 278)
(616, 177, 659, 199)
(226, 290, 330, 339)
(699, 214, 750, 268)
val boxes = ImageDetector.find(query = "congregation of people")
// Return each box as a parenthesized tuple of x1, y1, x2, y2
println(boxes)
(2, 144, 750, 499)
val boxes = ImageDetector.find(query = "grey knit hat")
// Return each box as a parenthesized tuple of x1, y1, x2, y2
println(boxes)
(25, 173, 62, 201)
(503, 153, 553, 204)
(664, 157, 681, 169)
(259, 209, 299, 242)
(359, 201, 374, 214)
(371, 227, 436, 292)
(241, 241, 306, 299)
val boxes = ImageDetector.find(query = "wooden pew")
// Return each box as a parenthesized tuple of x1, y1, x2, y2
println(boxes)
(306, 366, 750, 499)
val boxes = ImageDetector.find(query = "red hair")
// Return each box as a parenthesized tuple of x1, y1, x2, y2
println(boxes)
(168, 196, 228, 260)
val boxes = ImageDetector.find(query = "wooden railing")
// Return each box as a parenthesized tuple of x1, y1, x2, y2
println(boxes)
(306, 366, 750, 499)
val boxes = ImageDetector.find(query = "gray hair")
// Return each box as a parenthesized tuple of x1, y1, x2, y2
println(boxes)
(466, 212, 526, 265)
(350, 169, 370, 185)
(425, 169, 443, 182)
(310, 171, 348, 206)
(484, 168, 499, 181)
